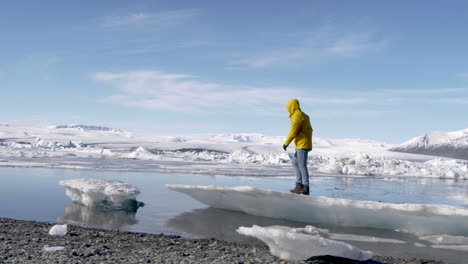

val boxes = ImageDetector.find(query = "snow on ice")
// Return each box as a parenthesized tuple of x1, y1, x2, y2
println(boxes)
(237, 225, 373, 261)
(0, 124, 467, 179)
(59, 179, 144, 211)
(48, 224, 67, 236)
(316, 153, 468, 179)
(416, 234, 468, 252)
(419, 234, 468, 245)
(127, 146, 160, 160)
(327, 233, 406, 244)
(167, 184, 468, 236)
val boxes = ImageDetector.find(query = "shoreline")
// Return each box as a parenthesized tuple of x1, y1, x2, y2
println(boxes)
(0, 217, 446, 264)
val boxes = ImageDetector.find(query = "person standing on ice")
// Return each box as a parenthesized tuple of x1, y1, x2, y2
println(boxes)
(283, 99, 313, 195)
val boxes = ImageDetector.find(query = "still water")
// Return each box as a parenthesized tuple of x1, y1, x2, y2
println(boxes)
(1, 167, 468, 263)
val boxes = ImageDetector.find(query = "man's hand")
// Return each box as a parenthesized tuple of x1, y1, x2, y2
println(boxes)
(283, 144, 287, 151)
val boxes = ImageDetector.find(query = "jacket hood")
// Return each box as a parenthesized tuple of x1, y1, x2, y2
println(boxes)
(286, 99, 301, 116)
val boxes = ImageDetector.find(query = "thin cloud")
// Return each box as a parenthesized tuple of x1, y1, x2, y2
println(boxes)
(303, 97, 368, 105)
(22, 54, 61, 67)
(311, 109, 397, 119)
(101, 9, 199, 27)
(95, 70, 369, 113)
(378, 88, 468, 95)
(429, 98, 468, 104)
(229, 26, 386, 69)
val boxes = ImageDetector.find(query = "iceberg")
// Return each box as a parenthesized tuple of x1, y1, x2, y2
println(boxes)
(127, 146, 160, 160)
(317, 154, 468, 179)
(59, 178, 144, 211)
(237, 225, 373, 261)
(166, 184, 468, 235)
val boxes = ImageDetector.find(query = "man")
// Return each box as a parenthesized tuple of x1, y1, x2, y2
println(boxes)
(283, 98, 313, 195)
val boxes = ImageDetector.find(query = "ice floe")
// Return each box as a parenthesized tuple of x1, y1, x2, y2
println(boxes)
(237, 225, 373, 261)
(167, 184, 468, 235)
(127, 146, 160, 160)
(432, 244, 468, 252)
(1, 124, 467, 179)
(327, 233, 406, 244)
(317, 154, 468, 179)
(419, 234, 468, 245)
(59, 179, 144, 211)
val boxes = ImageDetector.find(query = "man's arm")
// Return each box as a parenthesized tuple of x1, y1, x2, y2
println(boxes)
(284, 113, 302, 147)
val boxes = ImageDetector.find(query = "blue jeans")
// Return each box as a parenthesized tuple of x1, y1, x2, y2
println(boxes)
(292, 149, 311, 186)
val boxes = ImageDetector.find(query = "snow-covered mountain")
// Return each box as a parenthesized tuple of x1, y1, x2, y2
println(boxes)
(53, 124, 122, 132)
(390, 128, 468, 160)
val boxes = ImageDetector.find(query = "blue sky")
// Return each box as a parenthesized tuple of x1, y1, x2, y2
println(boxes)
(1, 0, 467, 143)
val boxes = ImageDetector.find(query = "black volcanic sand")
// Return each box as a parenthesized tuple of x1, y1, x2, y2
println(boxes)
(0, 218, 446, 264)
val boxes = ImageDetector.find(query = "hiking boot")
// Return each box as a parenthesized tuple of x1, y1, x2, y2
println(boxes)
(290, 183, 303, 194)
(299, 185, 310, 195)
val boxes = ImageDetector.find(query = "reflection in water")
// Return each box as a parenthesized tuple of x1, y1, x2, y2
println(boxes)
(59, 203, 139, 229)
(166, 207, 468, 264)
(166, 207, 308, 244)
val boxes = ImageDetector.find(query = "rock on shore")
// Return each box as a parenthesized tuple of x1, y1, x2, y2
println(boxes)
(0, 217, 446, 264)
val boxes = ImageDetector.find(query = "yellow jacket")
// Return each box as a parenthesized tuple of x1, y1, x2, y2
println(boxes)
(284, 99, 313, 150)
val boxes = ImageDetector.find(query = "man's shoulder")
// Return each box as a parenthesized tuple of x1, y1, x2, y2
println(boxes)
(291, 110, 307, 120)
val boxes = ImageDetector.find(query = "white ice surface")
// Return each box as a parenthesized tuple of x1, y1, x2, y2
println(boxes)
(48, 224, 67, 236)
(0, 124, 467, 179)
(59, 178, 140, 207)
(327, 233, 406, 244)
(316, 154, 468, 179)
(167, 184, 468, 235)
(432, 244, 468, 252)
(237, 225, 373, 261)
(419, 234, 468, 245)
(127, 146, 160, 160)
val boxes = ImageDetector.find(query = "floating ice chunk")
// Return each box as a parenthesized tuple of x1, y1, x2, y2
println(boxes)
(42, 245, 65, 252)
(166, 184, 468, 235)
(62, 140, 76, 148)
(49, 224, 67, 236)
(328, 233, 406, 244)
(419, 234, 468, 245)
(316, 154, 468, 179)
(227, 151, 290, 165)
(237, 225, 373, 261)
(432, 244, 468, 252)
(99, 149, 117, 157)
(127, 146, 160, 160)
(59, 178, 143, 211)
(414, 242, 427, 247)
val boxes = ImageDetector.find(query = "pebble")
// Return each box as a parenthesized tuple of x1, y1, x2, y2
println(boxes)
(0, 217, 447, 264)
